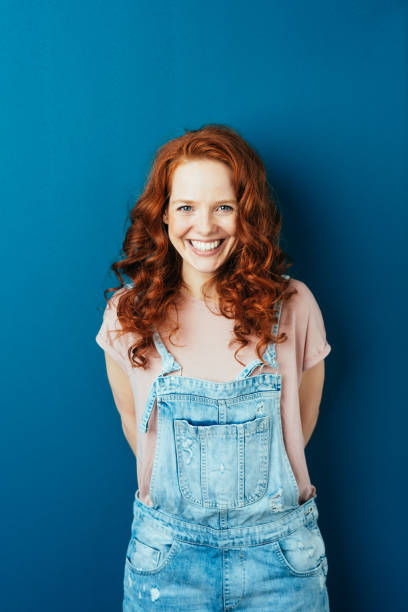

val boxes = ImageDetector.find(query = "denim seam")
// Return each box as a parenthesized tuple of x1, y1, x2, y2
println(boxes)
(133, 496, 317, 538)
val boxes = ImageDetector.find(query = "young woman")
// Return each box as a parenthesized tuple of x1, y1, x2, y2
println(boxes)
(96, 124, 332, 611)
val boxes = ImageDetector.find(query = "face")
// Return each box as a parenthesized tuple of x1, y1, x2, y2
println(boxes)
(163, 159, 238, 291)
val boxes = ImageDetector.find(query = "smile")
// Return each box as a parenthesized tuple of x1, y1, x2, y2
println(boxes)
(186, 239, 225, 255)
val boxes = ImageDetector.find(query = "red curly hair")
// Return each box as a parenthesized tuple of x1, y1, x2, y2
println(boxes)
(102, 123, 298, 370)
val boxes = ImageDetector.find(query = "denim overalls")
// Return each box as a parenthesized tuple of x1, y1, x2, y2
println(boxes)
(123, 283, 330, 611)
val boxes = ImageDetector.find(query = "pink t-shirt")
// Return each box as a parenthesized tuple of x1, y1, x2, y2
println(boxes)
(95, 278, 332, 506)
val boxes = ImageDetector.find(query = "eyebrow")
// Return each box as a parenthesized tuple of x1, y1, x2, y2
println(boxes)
(171, 199, 237, 205)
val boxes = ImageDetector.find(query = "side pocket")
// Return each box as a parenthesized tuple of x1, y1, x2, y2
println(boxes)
(273, 522, 327, 577)
(126, 534, 181, 575)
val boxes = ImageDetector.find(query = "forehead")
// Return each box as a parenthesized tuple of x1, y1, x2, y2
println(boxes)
(170, 159, 235, 198)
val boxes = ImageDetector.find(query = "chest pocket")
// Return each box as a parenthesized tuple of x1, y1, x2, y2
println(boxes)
(174, 415, 270, 509)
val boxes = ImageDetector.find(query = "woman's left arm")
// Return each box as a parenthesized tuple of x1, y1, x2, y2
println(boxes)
(299, 360, 325, 448)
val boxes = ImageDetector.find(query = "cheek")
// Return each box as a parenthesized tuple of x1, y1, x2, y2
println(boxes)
(225, 218, 237, 236)
(168, 217, 189, 238)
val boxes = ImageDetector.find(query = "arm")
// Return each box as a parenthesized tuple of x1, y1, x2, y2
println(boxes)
(299, 360, 325, 448)
(104, 352, 137, 457)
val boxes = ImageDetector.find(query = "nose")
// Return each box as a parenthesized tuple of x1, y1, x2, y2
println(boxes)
(194, 209, 218, 236)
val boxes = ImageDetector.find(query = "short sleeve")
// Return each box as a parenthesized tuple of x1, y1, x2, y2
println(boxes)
(95, 287, 134, 376)
(302, 285, 332, 372)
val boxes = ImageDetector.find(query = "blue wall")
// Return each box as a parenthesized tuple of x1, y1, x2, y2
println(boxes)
(1, 1, 406, 610)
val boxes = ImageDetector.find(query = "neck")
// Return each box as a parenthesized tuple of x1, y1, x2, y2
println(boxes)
(180, 284, 219, 302)
(180, 266, 219, 301)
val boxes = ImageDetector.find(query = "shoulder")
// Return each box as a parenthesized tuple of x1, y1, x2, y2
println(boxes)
(284, 276, 331, 370)
(281, 277, 329, 339)
(282, 277, 317, 315)
(103, 283, 134, 317)
(97, 283, 137, 341)
(95, 283, 138, 376)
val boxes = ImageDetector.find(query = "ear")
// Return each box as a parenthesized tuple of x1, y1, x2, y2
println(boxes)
(163, 208, 168, 224)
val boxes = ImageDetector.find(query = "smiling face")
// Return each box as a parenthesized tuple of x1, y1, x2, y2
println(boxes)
(163, 158, 238, 298)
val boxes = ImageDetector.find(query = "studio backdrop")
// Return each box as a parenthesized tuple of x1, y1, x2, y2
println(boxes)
(1, 1, 406, 611)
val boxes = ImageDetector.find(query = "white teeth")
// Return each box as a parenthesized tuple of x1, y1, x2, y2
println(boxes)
(190, 240, 222, 251)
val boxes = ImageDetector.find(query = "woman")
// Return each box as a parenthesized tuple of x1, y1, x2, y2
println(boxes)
(96, 124, 332, 611)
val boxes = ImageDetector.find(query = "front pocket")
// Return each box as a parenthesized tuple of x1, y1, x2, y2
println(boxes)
(174, 415, 270, 509)
(273, 522, 327, 577)
(126, 534, 181, 575)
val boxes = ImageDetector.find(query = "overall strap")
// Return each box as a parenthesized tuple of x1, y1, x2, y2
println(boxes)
(139, 330, 182, 434)
(152, 331, 183, 377)
(234, 278, 288, 380)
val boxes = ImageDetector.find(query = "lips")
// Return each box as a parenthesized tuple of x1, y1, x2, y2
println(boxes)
(186, 239, 225, 256)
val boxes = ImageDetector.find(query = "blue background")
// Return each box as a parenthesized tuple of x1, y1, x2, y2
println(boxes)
(1, 1, 407, 610)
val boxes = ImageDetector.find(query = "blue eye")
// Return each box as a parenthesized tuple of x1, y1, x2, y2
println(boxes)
(218, 205, 233, 211)
(176, 204, 234, 212)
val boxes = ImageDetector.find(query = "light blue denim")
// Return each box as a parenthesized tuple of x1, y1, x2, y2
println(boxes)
(123, 278, 330, 611)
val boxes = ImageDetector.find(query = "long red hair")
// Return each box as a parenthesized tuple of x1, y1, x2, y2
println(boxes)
(102, 124, 298, 369)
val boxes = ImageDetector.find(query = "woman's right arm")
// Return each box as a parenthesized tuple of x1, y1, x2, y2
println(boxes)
(103, 352, 137, 457)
